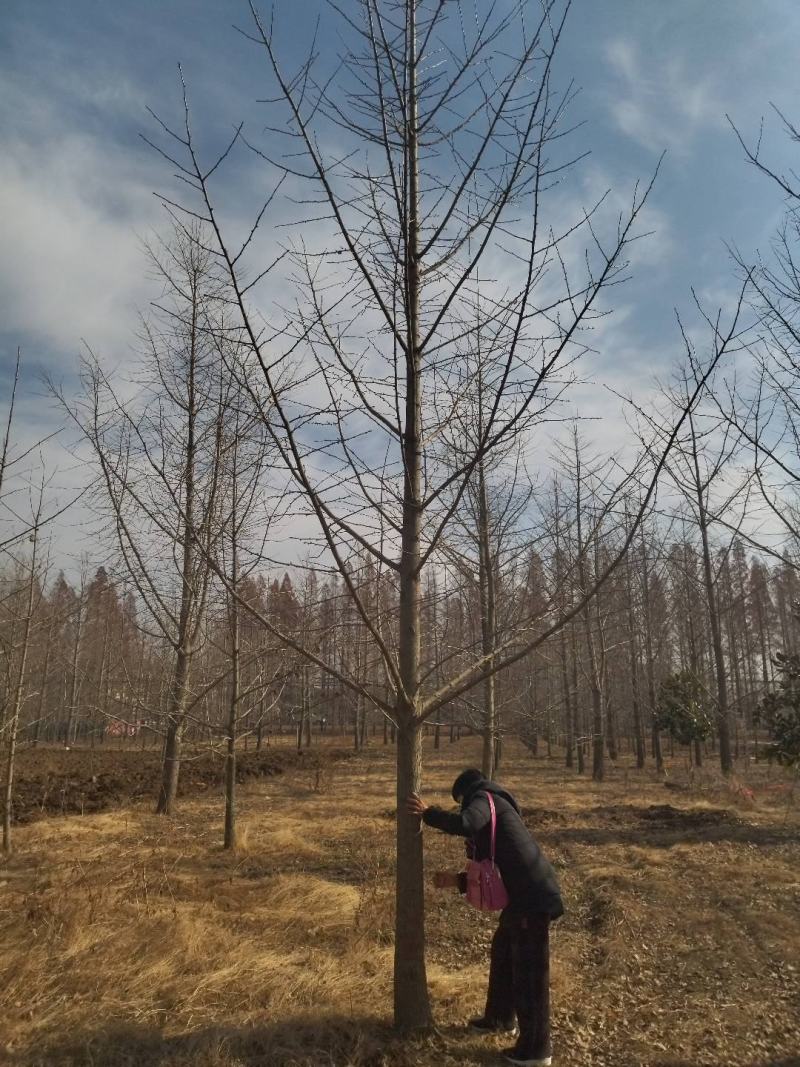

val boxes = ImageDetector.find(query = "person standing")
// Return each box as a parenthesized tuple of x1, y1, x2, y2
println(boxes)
(408, 767, 563, 1067)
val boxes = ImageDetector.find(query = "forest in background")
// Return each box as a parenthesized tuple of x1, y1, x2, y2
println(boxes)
(2, 517, 798, 770)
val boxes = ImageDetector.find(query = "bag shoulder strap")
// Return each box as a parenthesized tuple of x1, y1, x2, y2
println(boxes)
(485, 791, 498, 863)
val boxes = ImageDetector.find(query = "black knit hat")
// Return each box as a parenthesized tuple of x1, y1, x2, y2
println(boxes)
(451, 767, 484, 802)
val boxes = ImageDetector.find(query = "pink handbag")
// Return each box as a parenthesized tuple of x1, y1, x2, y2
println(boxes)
(465, 792, 509, 911)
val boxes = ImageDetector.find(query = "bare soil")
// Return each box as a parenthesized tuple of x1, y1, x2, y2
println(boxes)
(0, 738, 798, 1067)
(10, 741, 351, 824)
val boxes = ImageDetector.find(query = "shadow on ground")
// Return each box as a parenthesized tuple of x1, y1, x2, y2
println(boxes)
(532, 803, 799, 849)
(14, 1017, 800, 1067)
(11, 1017, 514, 1067)
(660, 1062, 800, 1067)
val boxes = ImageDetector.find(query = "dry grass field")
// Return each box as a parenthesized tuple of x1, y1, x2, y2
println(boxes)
(1, 738, 798, 1067)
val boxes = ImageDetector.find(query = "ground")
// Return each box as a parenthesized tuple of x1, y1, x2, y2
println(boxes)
(0, 737, 798, 1067)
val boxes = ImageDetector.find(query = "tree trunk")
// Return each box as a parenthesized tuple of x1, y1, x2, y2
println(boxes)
(581, 570, 604, 781)
(620, 541, 645, 769)
(224, 670, 237, 851)
(606, 691, 618, 762)
(155, 646, 191, 815)
(34, 610, 56, 748)
(224, 502, 240, 850)
(560, 625, 574, 769)
(65, 595, 84, 746)
(686, 415, 732, 774)
(571, 622, 585, 774)
(393, 715, 431, 1029)
(4, 530, 39, 852)
(304, 669, 312, 748)
(478, 461, 497, 780)
(698, 501, 732, 773)
(392, 3, 432, 1027)
(590, 682, 604, 781)
(639, 524, 663, 772)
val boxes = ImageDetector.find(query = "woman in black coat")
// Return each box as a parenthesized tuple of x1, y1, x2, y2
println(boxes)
(408, 767, 562, 1067)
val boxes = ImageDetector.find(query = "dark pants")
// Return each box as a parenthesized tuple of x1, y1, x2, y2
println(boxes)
(484, 910, 551, 1059)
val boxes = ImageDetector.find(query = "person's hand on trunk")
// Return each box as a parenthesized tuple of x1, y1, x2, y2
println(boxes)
(407, 792, 427, 818)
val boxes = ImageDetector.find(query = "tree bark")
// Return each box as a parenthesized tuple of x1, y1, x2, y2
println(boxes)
(65, 594, 84, 746)
(478, 463, 497, 779)
(639, 523, 664, 772)
(394, 715, 431, 1029)
(623, 554, 646, 769)
(224, 479, 240, 850)
(690, 426, 733, 775)
(155, 645, 191, 815)
(393, 2, 432, 1028)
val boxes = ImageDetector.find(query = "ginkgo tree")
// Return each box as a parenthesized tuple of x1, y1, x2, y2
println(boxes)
(143, 0, 749, 1030)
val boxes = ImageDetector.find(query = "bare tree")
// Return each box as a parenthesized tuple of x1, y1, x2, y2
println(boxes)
(436, 349, 540, 778)
(715, 109, 800, 567)
(143, 0, 750, 1027)
(217, 372, 285, 849)
(58, 226, 230, 813)
(0, 352, 80, 844)
(621, 504, 646, 768)
(1, 487, 46, 853)
(1, 350, 82, 565)
(644, 356, 754, 775)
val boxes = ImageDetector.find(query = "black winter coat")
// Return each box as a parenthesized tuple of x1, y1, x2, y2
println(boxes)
(422, 777, 564, 918)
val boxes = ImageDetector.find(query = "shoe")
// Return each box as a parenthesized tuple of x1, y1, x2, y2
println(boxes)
(469, 1017, 518, 1034)
(502, 1049, 552, 1066)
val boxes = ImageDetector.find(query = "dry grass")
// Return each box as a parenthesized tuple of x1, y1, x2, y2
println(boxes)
(1, 738, 798, 1067)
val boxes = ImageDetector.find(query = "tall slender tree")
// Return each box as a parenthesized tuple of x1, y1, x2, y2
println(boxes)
(144, 0, 750, 1027)
(59, 226, 230, 812)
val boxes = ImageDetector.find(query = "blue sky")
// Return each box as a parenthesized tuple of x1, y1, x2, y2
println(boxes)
(2, 0, 799, 562)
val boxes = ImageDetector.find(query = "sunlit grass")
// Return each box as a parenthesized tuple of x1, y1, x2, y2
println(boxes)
(1, 737, 798, 1066)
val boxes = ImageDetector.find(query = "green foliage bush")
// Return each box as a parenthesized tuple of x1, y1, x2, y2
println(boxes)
(655, 671, 713, 746)
(759, 649, 800, 766)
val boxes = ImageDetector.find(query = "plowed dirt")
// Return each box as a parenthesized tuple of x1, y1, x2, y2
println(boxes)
(11, 743, 350, 824)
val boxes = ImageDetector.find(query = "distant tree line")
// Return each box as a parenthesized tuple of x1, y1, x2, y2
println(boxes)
(2, 524, 797, 772)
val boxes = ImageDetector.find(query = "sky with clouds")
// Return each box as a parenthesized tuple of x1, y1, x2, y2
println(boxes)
(2, 0, 799, 568)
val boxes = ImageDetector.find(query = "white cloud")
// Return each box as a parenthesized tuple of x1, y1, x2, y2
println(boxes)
(603, 37, 726, 155)
(0, 72, 161, 358)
